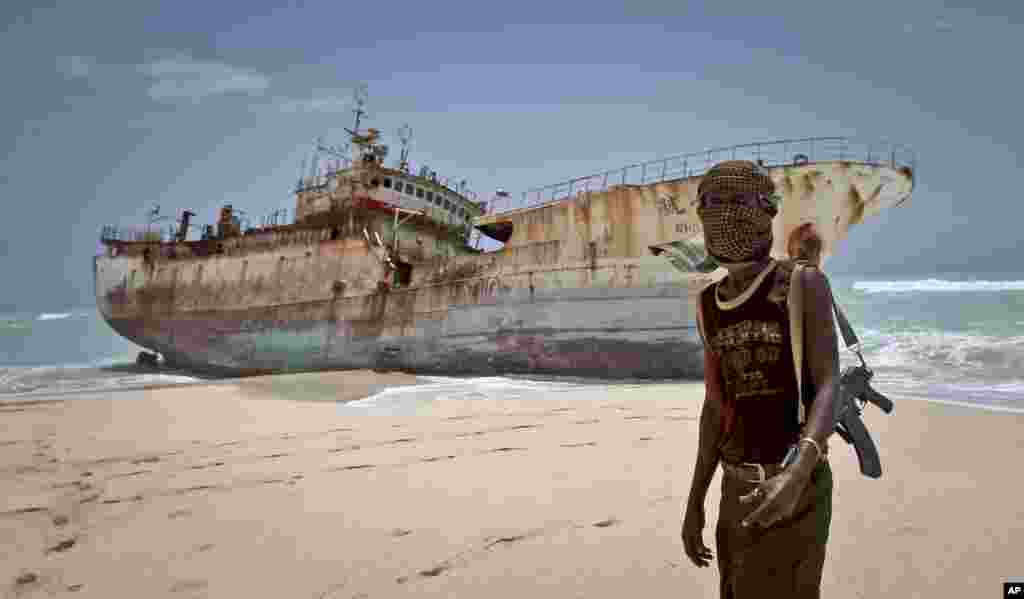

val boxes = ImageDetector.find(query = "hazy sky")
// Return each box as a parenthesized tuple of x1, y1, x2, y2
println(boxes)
(2, 0, 1022, 311)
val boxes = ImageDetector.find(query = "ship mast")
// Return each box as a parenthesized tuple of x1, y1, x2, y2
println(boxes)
(345, 84, 370, 234)
(397, 124, 412, 173)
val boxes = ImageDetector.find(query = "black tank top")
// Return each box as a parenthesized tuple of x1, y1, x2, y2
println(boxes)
(700, 261, 802, 464)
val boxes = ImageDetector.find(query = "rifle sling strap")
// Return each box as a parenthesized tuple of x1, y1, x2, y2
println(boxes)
(788, 260, 859, 425)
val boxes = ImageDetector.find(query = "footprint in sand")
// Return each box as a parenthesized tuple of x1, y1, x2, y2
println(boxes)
(484, 534, 529, 549)
(170, 580, 208, 593)
(593, 518, 619, 528)
(330, 464, 375, 472)
(4, 506, 47, 516)
(391, 528, 412, 537)
(386, 437, 417, 445)
(46, 538, 77, 554)
(132, 456, 161, 465)
(101, 495, 144, 505)
(420, 455, 457, 463)
(501, 424, 540, 432)
(418, 564, 450, 578)
(188, 461, 225, 470)
(172, 485, 218, 495)
(110, 470, 151, 479)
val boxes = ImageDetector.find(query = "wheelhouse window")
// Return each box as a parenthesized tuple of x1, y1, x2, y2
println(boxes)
(444, 199, 452, 210)
(416, 187, 425, 199)
(383, 178, 392, 189)
(404, 183, 414, 195)
(426, 191, 433, 203)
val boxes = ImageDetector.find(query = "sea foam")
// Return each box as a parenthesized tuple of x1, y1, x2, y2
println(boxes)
(853, 279, 1024, 294)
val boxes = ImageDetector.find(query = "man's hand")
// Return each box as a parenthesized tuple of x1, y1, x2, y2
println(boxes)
(739, 470, 809, 529)
(681, 504, 714, 568)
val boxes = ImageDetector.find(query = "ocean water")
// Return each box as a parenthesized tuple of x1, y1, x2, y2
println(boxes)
(2, 274, 1023, 413)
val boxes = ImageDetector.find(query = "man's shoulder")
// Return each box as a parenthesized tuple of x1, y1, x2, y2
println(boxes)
(767, 258, 798, 304)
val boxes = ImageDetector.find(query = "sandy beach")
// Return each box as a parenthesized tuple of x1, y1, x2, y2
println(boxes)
(1, 371, 1021, 598)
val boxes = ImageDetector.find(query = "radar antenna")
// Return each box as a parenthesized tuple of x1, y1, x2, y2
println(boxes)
(297, 155, 308, 189)
(317, 139, 352, 168)
(309, 137, 324, 182)
(397, 124, 413, 172)
(351, 84, 369, 134)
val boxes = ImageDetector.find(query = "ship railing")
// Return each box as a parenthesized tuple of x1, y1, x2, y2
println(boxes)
(484, 136, 917, 215)
(297, 171, 479, 204)
(100, 225, 175, 243)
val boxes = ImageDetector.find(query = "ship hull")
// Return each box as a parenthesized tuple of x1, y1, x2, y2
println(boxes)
(98, 283, 704, 378)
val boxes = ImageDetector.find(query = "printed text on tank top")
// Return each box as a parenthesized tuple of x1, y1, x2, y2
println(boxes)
(713, 261, 787, 399)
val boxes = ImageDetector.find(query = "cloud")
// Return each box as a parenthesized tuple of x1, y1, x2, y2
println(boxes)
(57, 56, 94, 80)
(138, 53, 270, 103)
(903, 18, 954, 34)
(277, 96, 352, 113)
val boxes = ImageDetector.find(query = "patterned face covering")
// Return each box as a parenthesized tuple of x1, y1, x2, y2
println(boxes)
(696, 161, 778, 263)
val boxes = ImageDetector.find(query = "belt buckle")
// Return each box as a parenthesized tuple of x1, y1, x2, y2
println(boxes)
(739, 462, 766, 483)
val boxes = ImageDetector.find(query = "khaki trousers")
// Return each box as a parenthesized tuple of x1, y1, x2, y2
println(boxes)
(715, 459, 833, 598)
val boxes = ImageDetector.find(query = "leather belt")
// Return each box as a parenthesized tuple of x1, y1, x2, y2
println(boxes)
(722, 461, 786, 483)
(722, 454, 827, 483)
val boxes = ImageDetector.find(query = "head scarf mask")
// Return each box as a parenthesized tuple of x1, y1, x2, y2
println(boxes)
(696, 161, 778, 264)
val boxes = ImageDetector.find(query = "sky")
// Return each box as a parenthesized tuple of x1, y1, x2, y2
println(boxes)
(2, 0, 1022, 312)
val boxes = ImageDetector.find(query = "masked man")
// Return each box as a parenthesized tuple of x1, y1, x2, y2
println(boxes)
(681, 161, 840, 598)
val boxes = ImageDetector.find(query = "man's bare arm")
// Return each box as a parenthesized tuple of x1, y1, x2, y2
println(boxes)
(686, 348, 724, 509)
(686, 301, 723, 509)
(787, 267, 840, 481)
(682, 300, 724, 567)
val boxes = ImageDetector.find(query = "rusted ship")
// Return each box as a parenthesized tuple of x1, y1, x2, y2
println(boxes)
(94, 91, 916, 378)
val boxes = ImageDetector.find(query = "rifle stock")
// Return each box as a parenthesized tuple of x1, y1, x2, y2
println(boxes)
(836, 408, 883, 479)
(834, 366, 889, 479)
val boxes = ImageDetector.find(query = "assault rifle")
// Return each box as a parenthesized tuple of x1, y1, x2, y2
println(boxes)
(834, 360, 894, 478)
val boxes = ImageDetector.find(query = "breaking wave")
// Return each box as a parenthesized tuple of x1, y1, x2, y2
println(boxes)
(839, 328, 1024, 407)
(853, 279, 1024, 294)
(0, 358, 204, 397)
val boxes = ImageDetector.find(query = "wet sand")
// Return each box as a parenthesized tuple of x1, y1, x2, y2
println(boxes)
(1, 371, 1021, 598)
